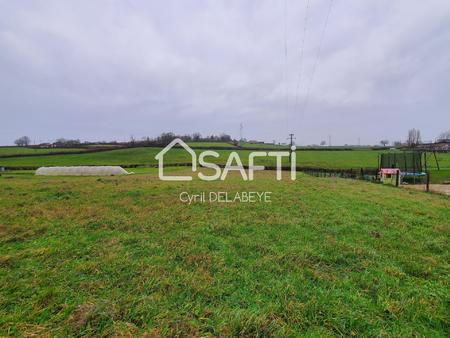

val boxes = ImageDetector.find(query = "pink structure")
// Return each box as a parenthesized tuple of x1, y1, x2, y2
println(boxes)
(379, 168, 401, 185)
(379, 168, 400, 175)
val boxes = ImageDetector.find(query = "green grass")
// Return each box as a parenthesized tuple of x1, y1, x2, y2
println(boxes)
(0, 147, 88, 156)
(425, 152, 450, 170)
(1, 148, 448, 183)
(2, 146, 447, 169)
(429, 169, 450, 184)
(0, 147, 394, 168)
(240, 142, 288, 149)
(0, 147, 196, 167)
(424, 153, 450, 183)
(187, 142, 236, 148)
(83, 144, 122, 148)
(0, 171, 448, 336)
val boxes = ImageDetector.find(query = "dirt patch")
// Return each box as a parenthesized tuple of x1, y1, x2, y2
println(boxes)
(402, 184, 450, 196)
(68, 303, 96, 330)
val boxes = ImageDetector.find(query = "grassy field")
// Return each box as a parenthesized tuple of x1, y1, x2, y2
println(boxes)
(1, 147, 449, 184)
(0, 147, 88, 156)
(425, 152, 450, 170)
(1, 146, 448, 185)
(240, 143, 288, 149)
(0, 147, 397, 168)
(187, 142, 236, 148)
(0, 170, 448, 336)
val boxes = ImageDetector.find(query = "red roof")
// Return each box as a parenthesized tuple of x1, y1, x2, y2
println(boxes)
(380, 168, 400, 174)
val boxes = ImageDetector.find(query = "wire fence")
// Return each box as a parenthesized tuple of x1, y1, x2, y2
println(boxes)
(301, 167, 378, 180)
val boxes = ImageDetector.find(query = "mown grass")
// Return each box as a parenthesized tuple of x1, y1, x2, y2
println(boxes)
(0, 170, 448, 336)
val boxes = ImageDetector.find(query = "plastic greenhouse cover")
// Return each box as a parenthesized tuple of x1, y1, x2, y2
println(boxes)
(35, 166, 131, 176)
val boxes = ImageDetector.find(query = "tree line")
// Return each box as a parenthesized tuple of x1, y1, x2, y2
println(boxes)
(14, 132, 235, 148)
(378, 129, 450, 147)
(14, 129, 449, 148)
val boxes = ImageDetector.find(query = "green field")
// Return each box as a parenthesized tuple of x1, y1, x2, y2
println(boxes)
(2, 147, 449, 184)
(240, 142, 288, 149)
(0, 147, 400, 168)
(0, 170, 448, 336)
(187, 142, 236, 148)
(0, 147, 88, 156)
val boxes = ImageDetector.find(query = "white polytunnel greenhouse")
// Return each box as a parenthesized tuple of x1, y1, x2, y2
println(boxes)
(35, 166, 131, 176)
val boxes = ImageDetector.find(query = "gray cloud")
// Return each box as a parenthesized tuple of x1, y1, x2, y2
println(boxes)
(1, 0, 449, 145)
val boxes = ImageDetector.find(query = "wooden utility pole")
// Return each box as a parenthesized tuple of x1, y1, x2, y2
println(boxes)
(287, 133, 295, 164)
(288, 133, 295, 148)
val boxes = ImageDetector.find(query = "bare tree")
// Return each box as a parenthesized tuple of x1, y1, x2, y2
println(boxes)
(320, 140, 326, 146)
(393, 141, 402, 146)
(437, 130, 450, 141)
(157, 132, 176, 144)
(406, 128, 421, 147)
(380, 140, 389, 146)
(14, 136, 31, 147)
(192, 132, 201, 141)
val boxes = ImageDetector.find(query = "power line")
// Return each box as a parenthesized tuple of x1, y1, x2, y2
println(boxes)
(300, 0, 334, 116)
(294, 0, 310, 111)
(284, 0, 289, 131)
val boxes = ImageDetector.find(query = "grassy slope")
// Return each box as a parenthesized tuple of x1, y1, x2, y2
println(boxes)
(0, 147, 88, 156)
(0, 171, 449, 336)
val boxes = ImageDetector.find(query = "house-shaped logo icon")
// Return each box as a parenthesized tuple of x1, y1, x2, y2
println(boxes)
(155, 138, 297, 182)
(155, 138, 197, 181)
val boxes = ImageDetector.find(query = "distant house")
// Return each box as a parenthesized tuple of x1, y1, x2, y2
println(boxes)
(37, 143, 52, 148)
(418, 140, 450, 152)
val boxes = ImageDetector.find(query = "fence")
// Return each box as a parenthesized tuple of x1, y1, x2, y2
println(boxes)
(379, 152, 422, 172)
(300, 167, 378, 180)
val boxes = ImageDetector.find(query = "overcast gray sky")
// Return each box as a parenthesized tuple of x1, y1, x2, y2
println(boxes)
(1, 0, 449, 145)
